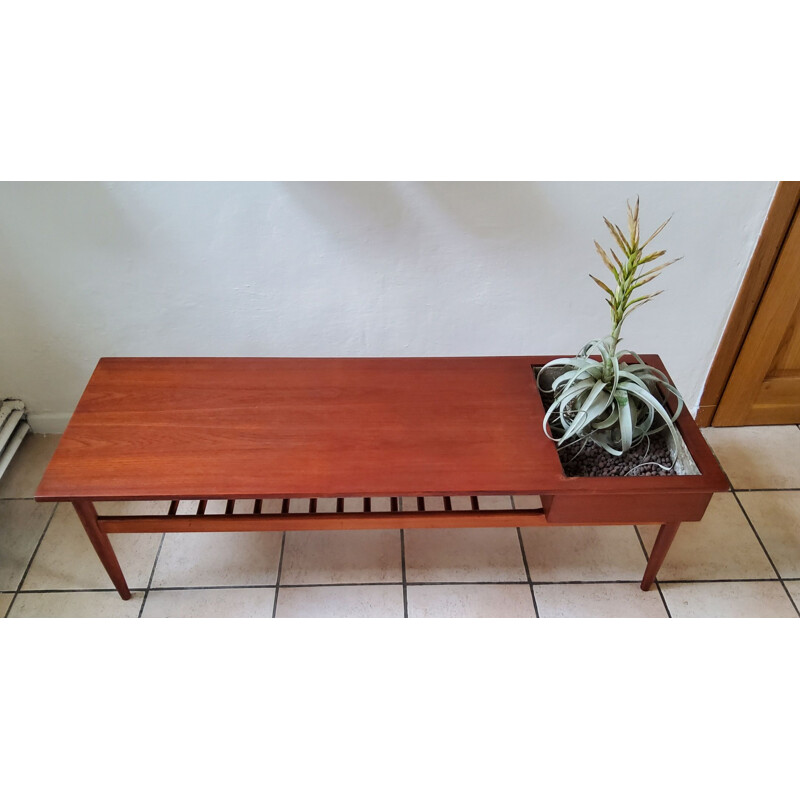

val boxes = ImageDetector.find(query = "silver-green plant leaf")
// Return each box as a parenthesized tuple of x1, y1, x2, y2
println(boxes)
(538, 198, 684, 460)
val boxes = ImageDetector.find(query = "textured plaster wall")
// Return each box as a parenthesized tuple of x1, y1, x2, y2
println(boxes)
(0, 181, 777, 432)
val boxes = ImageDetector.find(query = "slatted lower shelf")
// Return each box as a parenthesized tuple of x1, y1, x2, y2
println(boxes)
(165, 495, 543, 515)
(96, 495, 547, 533)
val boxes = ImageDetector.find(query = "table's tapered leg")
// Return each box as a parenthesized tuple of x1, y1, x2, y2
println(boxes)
(73, 500, 132, 600)
(640, 521, 680, 591)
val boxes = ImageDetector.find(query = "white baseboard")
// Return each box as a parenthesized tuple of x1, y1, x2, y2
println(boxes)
(28, 413, 72, 434)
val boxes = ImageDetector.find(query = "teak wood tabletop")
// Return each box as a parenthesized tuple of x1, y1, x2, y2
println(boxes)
(36, 356, 566, 501)
(35, 356, 730, 600)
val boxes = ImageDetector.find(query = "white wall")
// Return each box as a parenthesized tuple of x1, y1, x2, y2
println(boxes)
(0, 181, 777, 433)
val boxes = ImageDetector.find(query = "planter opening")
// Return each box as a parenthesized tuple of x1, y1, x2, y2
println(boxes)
(534, 365, 700, 478)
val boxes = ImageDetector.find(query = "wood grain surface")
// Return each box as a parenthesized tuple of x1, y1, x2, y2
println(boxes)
(36, 357, 560, 500)
(35, 356, 728, 504)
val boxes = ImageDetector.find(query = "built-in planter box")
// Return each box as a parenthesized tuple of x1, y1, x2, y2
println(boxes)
(530, 354, 730, 525)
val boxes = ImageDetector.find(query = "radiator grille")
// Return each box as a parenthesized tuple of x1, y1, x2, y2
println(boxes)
(0, 399, 30, 480)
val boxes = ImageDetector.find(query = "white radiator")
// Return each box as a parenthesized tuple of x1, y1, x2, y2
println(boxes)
(0, 399, 30, 480)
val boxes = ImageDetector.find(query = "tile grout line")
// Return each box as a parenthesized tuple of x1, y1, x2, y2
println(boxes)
(138, 532, 166, 618)
(732, 487, 800, 492)
(511, 496, 539, 617)
(634, 525, 671, 618)
(400, 526, 408, 618)
(517, 528, 539, 617)
(732, 491, 800, 617)
(15, 588, 155, 594)
(11, 577, 795, 595)
(642, 577, 794, 585)
(271, 531, 287, 618)
(4, 502, 59, 618)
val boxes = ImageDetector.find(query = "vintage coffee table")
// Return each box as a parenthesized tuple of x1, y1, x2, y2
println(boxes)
(35, 356, 729, 600)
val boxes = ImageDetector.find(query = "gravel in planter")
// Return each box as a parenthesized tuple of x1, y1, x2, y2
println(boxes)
(556, 430, 676, 478)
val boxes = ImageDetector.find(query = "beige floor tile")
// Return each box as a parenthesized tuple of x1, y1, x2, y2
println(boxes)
(21, 504, 161, 591)
(405, 527, 527, 583)
(151, 529, 283, 588)
(142, 587, 276, 618)
(535, 583, 668, 618)
(176, 500, 199, 515)
(0, 593, 13, 617)
(343, 497, 370, 512)
(513, 495, 543, 510)
(407, 583, 535, 618)
(8, 591, 143, 618)
(0, 434, 60, 499)
(702, 426, 800, 489)
(280, 529, 401, 585)
(521, 524, 647, 582)
(785, 581, 800, 609)
(276, 584, 404, 617)
(737, 491, 800, 578)
(94, 500, 171, 516)
(477, 495, 513, 510)
(422, 496, 445, 511)
(204, 500, 230, 515)
(450, 496, 475, 511)
(639, 493, 775, 581)
(661, 581, 798, 618)
(0, 499, 54, 591)
(400, 496, 422, 511)
(370, 497, 393, 512)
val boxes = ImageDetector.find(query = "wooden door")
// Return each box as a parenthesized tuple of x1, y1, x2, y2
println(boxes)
(714, 196, 800, 425)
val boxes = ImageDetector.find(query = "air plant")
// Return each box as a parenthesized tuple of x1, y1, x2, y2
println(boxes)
(537, 198, 684, 458)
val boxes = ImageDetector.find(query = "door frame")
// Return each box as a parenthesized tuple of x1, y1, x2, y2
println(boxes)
(695, 181, 800, 427)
